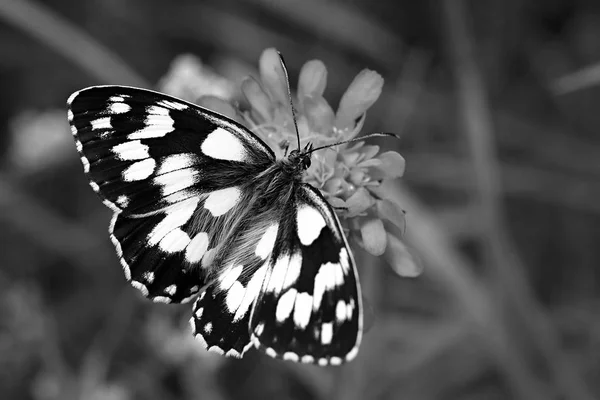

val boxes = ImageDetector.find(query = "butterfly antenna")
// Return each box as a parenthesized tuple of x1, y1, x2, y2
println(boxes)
(278, 51, 301, 150)
(307, 132, 400, 154)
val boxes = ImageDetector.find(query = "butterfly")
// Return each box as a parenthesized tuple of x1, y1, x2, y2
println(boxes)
(65, 57, 389, 365)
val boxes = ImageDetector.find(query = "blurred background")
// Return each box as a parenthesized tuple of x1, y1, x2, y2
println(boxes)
(1, 0, 600, 399)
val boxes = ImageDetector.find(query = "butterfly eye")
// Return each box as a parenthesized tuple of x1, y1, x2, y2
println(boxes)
(302, 156, 311, 169)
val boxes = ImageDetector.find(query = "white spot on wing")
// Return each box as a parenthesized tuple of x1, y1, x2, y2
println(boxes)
(147, 105, 169, 115)
(345, 346, 359, 361)
(218, 264, 243, 290)
(336, 300, 347, 322)
(283, 352, 299, 362)
(297, 205, 326, 246)
(154, 168, 197, 197)
(255, 223, 279, 259)
(321, 322, 333, 345)
(254, 322, 264, 336)
(282, 253, 302, 290)
(109, 96, 125, 102)
(347, 299, 355, 321)
(147, 198, 199, 246)
(159, 228, 190, 253)
(264, 252, 301, 294)
(313, 261, 344, 311)
(108, 102, 131, 114)
(156, 154, 195, 175)
(201, 127, 246, 161)
(226, 349, 241, 358)
(81, 156, 90, 173)
(318, 358, 328, 366)
(301, 355, 314, 363)
(131, 281, 148, 296)
(226, 281, 245, 312)
(185, 232, 209, 263)
(142, 271, 155, 283)
(91, 117, 111, 130)
(194, 331, 208, 348)
(233, 265, 267, 321)
(112, 140, 149, 161)
(265, 347, 277, 358)
(330, 357, 342, 365)
(204, 187, 241, 217)
(153, 296, 171, 303)
(128, 125, 173, 139)
(276, 288, 297, 323)
(116, 195, 129, 208)
(208, 346, 224, 355)
(158, 99, 188, 110)
(67, 109, 74, 122)
(293, 292, 313, 329)
(205, 322, 213, 334)
(165, 285, 177, 296)
(265, 253, 289, 293)
(122, 158, 156, 181)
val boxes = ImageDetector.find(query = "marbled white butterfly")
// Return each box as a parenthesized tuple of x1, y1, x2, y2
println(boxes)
(67, 55, 393, 366)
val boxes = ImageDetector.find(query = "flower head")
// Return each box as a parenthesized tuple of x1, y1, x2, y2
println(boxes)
(161, 48, 414, 276)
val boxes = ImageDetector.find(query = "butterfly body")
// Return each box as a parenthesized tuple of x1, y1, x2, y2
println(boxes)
(68, 85, 362, 365)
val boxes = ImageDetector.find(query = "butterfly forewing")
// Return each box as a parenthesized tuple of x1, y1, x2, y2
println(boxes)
(68, 85, 274, 215)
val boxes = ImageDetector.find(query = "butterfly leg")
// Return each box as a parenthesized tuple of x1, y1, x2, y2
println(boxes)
(332, 206, 349, 212)
(281, 140, 290, 156)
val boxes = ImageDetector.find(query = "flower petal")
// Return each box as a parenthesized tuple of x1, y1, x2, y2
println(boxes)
(371, 151, 406, 179)
(298, 60, 327, 99)
(159, 54, 235, 103)
(360, 218, 387, 256)
(360, 145, 380, 160)
(328, 196, 346, 209)
(241, 77, 273, 123)
(340, 150, 361, 167)
(349, 169, 366, 186)
(259, 48, 288, 105)
(323, 177, 344, 196)
(303, 96, 335, 134)
(384, 233, 423, 277)
(376, 199, 406, 231)
(335, 69, 384, 131)
(345, 187, 375, 217)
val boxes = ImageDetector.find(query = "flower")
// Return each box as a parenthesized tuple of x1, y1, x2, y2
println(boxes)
(163, 48, 414, 276)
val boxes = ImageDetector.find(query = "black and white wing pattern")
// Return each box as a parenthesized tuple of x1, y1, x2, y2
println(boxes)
(68, 86, 274, 303)
(190, 184, 362, 365)
(251, 185, 362, 365)
(68, 85, 363, 365)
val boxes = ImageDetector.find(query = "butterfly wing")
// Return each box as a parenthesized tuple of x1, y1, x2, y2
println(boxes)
(251, 184, 362, 365)
(189, 182, 363, 364)
(68, 86, 275, 303)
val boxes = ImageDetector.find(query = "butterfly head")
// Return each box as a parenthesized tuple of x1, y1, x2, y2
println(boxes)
(288, 143, 313, 171)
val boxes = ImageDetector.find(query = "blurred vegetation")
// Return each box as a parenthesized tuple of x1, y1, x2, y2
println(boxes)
(1, 0, 600, 399)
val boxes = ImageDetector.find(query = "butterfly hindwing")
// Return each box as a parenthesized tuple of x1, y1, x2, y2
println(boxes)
(67, 86, 274, 303)
(190, 255, 270, 357)
(248, 184, 363, 365)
